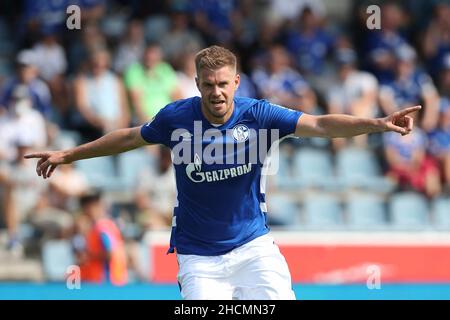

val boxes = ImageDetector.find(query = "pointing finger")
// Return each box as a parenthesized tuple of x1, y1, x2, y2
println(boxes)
(24, 153, 46, 159)
(397, 105, 422, 117)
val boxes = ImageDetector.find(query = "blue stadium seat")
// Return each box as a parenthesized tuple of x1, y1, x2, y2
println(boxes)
(303, 193, 343, 228)
(336, 147, 394, 192)
(346, 193, 387, 229)
(292, 148, 337, 190)
(267, 145, 297, 189)
(117, 149, 155, 190)
(432, 197, 450, 229)
(266, 193, 299, 226)
(42, 240, 75, 281)
(389, 192, 429, 229)
(75, 156, 120, 191)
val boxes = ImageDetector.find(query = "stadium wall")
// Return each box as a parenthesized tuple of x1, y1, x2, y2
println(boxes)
(143, 231, 450, 284)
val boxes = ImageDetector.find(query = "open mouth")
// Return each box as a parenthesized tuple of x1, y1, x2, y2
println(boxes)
(211, 100, 225, 108)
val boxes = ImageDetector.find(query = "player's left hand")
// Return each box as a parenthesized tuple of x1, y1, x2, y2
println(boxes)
(383, 105, 421, 136)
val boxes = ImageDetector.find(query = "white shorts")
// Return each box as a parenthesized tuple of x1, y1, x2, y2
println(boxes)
(176, 234, 296, 300)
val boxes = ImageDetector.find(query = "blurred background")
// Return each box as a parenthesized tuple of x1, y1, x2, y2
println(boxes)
(0, 0, 450, 299)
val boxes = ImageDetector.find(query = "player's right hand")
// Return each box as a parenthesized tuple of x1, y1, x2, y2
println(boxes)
(24, 151, 70, 179)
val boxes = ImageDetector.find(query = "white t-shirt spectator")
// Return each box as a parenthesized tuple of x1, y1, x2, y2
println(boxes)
(32, 42, 67, 81)
(327, 70, 378, 115)
(0, 107, 47, 162)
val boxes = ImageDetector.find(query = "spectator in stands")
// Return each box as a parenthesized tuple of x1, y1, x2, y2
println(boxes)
(73, 191, 128, 285)
(77, 0, 106, 25)
(247, 15, 284, 71)
(379, 45, 440, 132)
(267, 0, 326, 26)
(235, 64, 256, 98)
(251, 44, 317, 113)
(364, 2, 409, 83)
(229, 0, 260, 60)
(44, 120, 89, 213)
(67, 23, 108, 75)
(327, 48, 379, 149)
(422, 2, 450, 80)
(161, 8, 205, 66)
(0, 139, 48, 255)
(384, 112, 442, 198)
(284, 6, 335, 77)
(21, 0, 68, 46)
(31, 27, 67, 84)
(135, 146, 175, 231)
(439, 53, 450, 98)
(113, 19, 145, 75)
(190, 0, 238, 45)
(0, 84, 47, 163)
(73, 48, 130, 143)
(427, 98, 450, 192)
(31, 26, 69, 118)
(0, 162, 16, 254)
(0, 50, 52, 119)
(175, 51, 201, 99)
(124, 43, 180, 124)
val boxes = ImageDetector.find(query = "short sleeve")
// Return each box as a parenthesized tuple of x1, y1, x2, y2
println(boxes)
(253, 100, 303, 138)
(140, 106, 171, 146)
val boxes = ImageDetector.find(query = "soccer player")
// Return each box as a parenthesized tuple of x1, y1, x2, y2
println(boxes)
(25, 46, 420, 300)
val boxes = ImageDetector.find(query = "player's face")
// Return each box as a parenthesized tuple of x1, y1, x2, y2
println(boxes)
(196, 65, 240, 124)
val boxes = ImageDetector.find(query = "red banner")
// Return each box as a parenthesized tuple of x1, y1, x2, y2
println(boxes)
(148, 232, 450, 283)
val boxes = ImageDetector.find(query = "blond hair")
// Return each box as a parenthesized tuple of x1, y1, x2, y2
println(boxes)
(195, 45, 237, 74)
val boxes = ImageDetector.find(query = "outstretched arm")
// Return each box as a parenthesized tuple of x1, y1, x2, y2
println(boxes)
(295, 105, 421, 138)
(25, 126, 150, 179)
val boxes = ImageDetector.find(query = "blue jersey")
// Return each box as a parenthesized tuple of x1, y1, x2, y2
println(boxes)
(140, 96, 302, 255)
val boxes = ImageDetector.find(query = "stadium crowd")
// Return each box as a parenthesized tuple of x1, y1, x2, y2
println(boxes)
(0, 0, 449, 281)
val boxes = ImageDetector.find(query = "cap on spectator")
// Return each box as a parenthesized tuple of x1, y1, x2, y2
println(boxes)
(335, 48, 357, 66)
(16, 49, 37, 67)
(395, 45, 417, 62)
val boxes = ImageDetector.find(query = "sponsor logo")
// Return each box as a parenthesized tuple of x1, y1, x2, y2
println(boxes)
(186, 153, 253, 183)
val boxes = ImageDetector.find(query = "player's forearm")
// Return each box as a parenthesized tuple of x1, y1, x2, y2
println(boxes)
(316, 114, 386, 138)
(64, 128, 142, 163)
